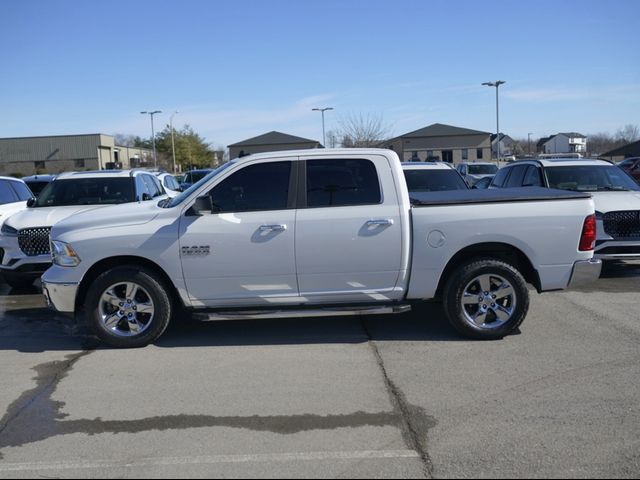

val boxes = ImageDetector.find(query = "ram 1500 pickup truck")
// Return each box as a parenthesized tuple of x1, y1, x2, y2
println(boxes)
(41, 149, 601, 348)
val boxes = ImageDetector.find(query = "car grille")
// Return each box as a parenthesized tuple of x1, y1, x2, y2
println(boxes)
(18, 227, 52, 256)
(603, 211, 640, 239)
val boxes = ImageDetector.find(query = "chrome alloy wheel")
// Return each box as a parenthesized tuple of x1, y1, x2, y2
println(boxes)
(461, 273, 516, 329)
(98, 282, 155, 337)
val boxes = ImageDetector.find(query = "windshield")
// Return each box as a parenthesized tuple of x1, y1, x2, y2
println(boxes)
(403, 169, 468, 192)
(33, 178, 135, 207)
(468, 164, 498, 175)
(545, 165, 640, 192)
(162, 162, 236, 208)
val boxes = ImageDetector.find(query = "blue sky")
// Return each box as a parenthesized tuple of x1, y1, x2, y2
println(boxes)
(1, 0, 639, 149)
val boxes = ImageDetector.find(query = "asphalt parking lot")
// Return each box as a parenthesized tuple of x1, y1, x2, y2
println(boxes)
(0, 261, 638, 478)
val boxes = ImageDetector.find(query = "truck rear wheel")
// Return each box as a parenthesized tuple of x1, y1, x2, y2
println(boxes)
(443, 258, 529, 340)
(84, 266, 172, 348)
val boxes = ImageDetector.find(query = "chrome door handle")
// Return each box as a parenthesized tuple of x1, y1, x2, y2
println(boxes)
(260, 224, 287, 232)
(367, 219, 394, 227)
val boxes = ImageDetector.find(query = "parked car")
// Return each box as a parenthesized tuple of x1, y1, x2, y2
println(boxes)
(155, 172, 182, 197)
(180, 169, 214, 190)
(42, 149, 599, 348)
(402, 162, 469, 193)
(22, 174, 56, 197)
(489, 158, 640, 262)
(0, 176, 33, 226)
(0, 169, 167, 289)
(456, 162, 499, 186)
(618, 157, 640, 184)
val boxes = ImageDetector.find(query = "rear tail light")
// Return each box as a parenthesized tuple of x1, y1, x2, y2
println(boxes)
(579, 214, 597, 251)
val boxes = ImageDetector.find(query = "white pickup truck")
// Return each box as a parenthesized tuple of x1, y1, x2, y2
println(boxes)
(41, 149, 601, 348)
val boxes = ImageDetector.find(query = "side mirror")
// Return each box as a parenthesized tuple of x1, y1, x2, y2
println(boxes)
(142, 193, 152, 201)
(189, 195, 213, 216)
(26, 197, 36, 207)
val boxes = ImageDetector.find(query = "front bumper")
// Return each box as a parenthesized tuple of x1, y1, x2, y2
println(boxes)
(567, 259, 602, 288)
(41, 280, 78, 313)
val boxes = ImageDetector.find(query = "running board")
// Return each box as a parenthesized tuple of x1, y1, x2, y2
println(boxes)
(192, 304, 412, 322)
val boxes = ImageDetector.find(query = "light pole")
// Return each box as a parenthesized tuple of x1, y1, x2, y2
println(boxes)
(141, 110, 162, 168)
(528, 132, 533, 156)
(312, 107, 333, 147)
(482, 81, 505, 163)
(170, 111, 178, 173)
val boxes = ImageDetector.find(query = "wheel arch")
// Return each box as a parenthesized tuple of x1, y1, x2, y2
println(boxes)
(436, 242, 541, 298)
(76, 256, 184, 312)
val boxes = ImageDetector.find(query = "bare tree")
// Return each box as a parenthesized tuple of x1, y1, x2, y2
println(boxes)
(113, 133, 137, 147)
(615, 124, 640, 144)
(335, 113, 392, 148)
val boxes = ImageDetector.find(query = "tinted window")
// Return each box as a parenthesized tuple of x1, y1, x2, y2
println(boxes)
(404, 170, 468, 192)
(164, 175, 179, 190)
(306, 159, 380, 208)
(9, 180, 34, 200)
(491, 167, 511, 188)
(505, 165, 529, 187)
(24, 181, 50, 196)
(523, 166, 543, 186)
(34, 178, 135, 207)
(141, 174, 163, 198)
(208, 161, 291, 213)
(0, 180, 19, 204)
(468, 164, 498, 175)
(545, 165, 640, 192)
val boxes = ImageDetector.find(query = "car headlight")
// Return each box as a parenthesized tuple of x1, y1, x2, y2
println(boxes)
(51, 241, 81, 267)
(1, 223, 18, 236)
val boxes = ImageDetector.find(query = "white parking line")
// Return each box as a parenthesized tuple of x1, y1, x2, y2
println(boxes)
(0, 449, 420, 472)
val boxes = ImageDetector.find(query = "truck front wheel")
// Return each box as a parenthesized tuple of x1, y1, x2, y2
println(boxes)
(84, 266, 172, 348)
(443, 258, 529, 340)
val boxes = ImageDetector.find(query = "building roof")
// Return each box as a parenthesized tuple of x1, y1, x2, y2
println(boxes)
(558, 132, 587, 139)
(490, 133, 512, 142)
(394, 123, 491, 140)
(228, 131, 319, 148)
(601, 139, 640, 157)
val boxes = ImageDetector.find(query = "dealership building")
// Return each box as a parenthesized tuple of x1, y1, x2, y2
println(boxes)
(0, 134, 153, 176)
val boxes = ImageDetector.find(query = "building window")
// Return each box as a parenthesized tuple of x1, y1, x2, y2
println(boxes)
(462, 149, 469, 161)
(75, 159, 85, 169)
(410, 151, 419, 162)
(477, 149, 483, 160)
(34, 161, 45, 170)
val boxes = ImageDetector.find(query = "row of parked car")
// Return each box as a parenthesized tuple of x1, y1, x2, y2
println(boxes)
(1, 156, 638, 290)
(401, 157, 640, 262)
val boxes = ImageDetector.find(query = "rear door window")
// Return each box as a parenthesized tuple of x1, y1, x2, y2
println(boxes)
(523, 166, 543, 186)
(505, 165, 529, 187)
(491, 167, 511, 188)
(305, 159, 381, 208)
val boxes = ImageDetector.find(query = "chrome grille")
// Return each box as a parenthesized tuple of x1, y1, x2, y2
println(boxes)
(603, 211, 640, 239)
(18, 227, 52, 256)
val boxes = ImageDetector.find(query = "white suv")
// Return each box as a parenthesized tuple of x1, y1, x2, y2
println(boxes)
(489, 158, 640, 261)
(0, 177, 33, 227)
(0, 170, 167, 288)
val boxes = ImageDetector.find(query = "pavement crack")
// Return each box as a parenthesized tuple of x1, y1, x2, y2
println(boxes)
(360, 316, 436, 479)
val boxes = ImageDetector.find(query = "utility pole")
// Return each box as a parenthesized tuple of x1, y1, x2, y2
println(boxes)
(482, 81, 506, 163)
(141, 110, 162, 168)
(312, 107, 334, 147)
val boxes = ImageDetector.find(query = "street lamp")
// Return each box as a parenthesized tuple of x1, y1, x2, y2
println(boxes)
(141, 110, 162, 168)
(312, 107, 333, 147)
(528, 132, 533, 156)
(170, 111, 178, 173)
(481, 81, 506, 162)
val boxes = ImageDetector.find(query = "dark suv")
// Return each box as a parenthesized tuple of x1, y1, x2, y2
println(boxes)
(618, 157, 640, 184)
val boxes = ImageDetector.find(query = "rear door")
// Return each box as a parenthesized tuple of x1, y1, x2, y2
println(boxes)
(295, 154, 404, 303)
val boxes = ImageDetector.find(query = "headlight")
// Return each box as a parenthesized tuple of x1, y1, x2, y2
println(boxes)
(1, 223, 18, 236)
(51, 241, 81, 267)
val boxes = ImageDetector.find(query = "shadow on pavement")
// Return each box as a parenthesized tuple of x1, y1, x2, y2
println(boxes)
(0, 300, 463, 353)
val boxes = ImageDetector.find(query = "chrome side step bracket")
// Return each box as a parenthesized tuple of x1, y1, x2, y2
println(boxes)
(192, 304, 412, 322)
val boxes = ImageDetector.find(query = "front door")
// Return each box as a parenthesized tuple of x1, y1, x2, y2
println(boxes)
(179, 160, 298, 307)
(442, 150, 453, 163)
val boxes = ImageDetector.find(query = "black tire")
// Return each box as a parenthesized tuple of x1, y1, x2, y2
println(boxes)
(84, 266, 172, 348)
(2, 272, 36, 289)
(442, 257, 529, 340)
